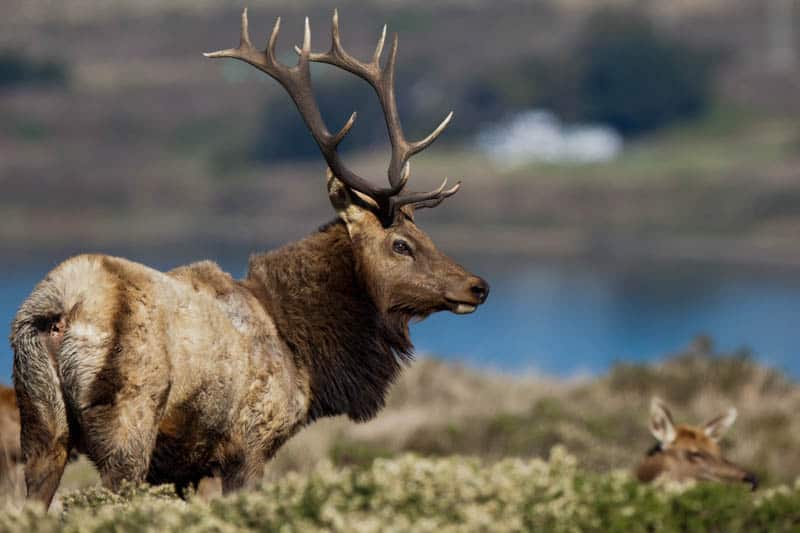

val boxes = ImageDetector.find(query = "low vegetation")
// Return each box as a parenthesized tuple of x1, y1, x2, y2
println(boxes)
(2, 338, 798, 529)
(2, 451, 799, 532)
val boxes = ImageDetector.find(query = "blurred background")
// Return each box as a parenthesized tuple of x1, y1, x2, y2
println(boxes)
(1, 0, 800, 381)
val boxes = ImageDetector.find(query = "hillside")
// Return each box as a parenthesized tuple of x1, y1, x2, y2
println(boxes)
(2, 1, 800, 269)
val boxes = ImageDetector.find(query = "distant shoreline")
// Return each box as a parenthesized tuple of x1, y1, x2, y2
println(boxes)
(3, 226, 799, 275)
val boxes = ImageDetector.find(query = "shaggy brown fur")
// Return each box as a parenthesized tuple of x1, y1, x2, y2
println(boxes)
(246, 221, 413, 423)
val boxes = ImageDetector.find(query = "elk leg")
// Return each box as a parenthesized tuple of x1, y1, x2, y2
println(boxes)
(23, 435, 70, 507)
(82, 382, 169, 491)
(82, 407, 154, 490)
(220, 454, 264, 494)
(196, 475, 223, 501)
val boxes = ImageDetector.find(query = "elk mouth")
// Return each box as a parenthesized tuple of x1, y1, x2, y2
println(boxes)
(445, 299, 478, 315)
(444, 277, 489, 314)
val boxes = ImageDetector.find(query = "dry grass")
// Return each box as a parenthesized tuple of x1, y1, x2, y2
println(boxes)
(271, 337, 799, 486)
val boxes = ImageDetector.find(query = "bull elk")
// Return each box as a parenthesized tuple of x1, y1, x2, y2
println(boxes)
(11, 9, 488, 508)
(635, 397, 758, 490)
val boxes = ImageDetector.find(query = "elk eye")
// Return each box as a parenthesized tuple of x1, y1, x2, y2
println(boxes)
(687, 451, 704, 462)
(392, 239, 413, 257)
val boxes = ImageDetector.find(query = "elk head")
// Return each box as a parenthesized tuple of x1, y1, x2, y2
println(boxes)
(205, 9, 489, 319)
(636, 397, 758, 491)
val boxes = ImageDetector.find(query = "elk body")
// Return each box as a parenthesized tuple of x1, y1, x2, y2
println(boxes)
(10, 10, 488, 508)
(636, 398, 758, 490)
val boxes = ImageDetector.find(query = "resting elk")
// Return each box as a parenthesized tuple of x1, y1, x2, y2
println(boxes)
(10, 9, 489, 508)
(636, 397, 758, 490)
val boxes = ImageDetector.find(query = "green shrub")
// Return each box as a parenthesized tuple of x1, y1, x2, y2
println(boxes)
(572, 8, 716, 137)
(2, 451, 799, 532)
(465, 7, 717, 139)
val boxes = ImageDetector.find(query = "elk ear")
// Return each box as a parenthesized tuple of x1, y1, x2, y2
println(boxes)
(704, 407, 737, 441)
(649, 397, 677, 446)
(399, 204, 415, 222)
(326, 169, 381, 237)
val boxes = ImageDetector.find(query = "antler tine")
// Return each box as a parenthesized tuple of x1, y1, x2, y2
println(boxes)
(331, 9, 344, 56)
(267, 16, 281, 60)
(204, 8, 254, 60)
(373, 24, 387, 65)
(331, 111, 357, 147)
(391, 179, 462, 212)
(204, 9, 279, 74)
(302, 16, 311, 55)
(409, 111, 454, 155)
(381, 32, 408, 189)
(240, 7, 253, 48)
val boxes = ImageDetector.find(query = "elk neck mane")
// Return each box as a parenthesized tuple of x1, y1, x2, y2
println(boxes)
(243, 219, 413, 423)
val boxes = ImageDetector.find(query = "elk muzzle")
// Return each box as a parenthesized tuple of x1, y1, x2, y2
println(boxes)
(445, 275, 490, 314)
(690, 455, 760, 491)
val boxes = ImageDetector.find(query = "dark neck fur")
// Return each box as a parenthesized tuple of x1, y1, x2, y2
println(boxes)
(244, 220, 413, 422)
(636, 442, 666, 482)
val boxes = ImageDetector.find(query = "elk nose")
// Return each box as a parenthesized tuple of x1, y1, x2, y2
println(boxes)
(743, 472, 759, 491)
(470, 277, 490, 304)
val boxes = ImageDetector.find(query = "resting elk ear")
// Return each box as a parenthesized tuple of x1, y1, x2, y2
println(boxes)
(649, 397, 677, 447)
(703, 407, 737, 442)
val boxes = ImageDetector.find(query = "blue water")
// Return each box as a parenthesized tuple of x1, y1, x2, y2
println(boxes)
(1, 254, 799, 382)
(412, 261, 800, 376)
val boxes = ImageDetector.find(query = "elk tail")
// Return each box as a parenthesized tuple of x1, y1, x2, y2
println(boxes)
(10, 277, 71, 506)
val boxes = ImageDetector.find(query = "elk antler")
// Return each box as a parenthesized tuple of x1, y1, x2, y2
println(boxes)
(205, 9, 460, 223)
